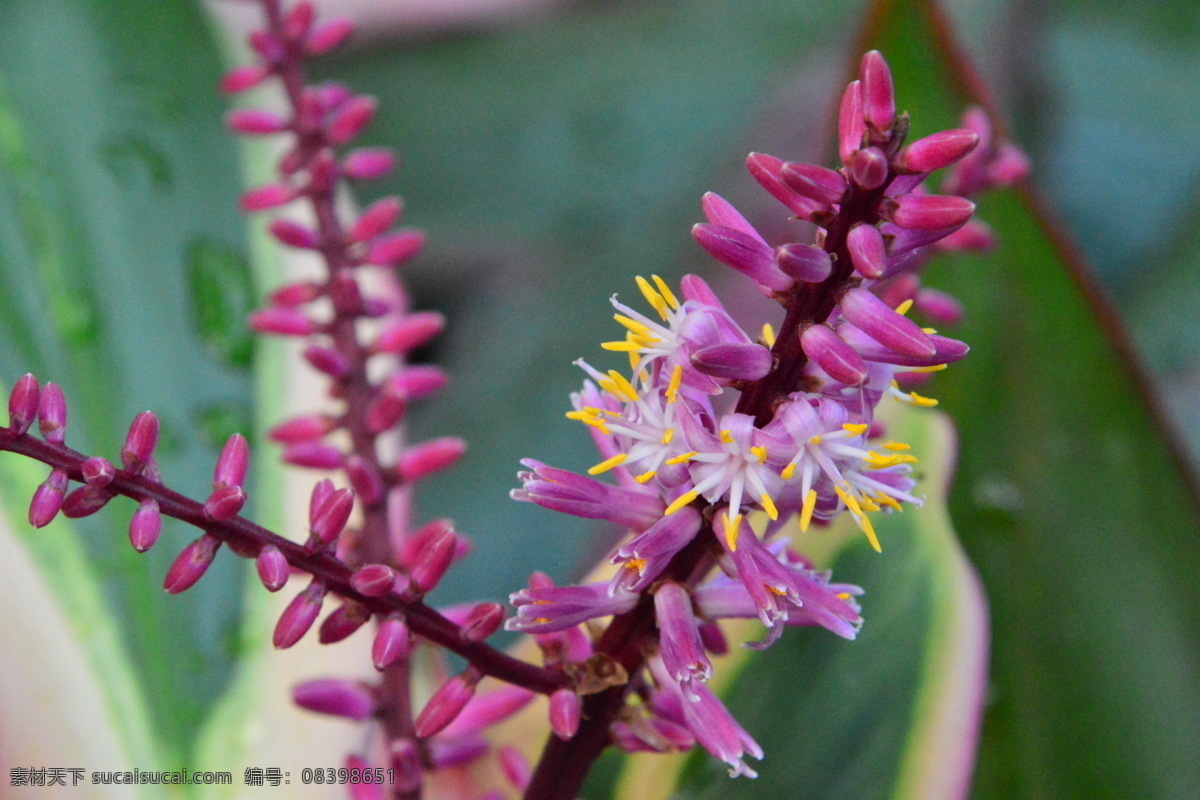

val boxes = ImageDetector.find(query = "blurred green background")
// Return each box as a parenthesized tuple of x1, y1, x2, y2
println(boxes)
(0, 0, 1197, 797)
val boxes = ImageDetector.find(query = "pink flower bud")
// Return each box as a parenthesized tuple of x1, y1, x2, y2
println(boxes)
(256, 545, 290, 592)
(775, 243, 833, 283)
(846, 223, 888, 279)
(8, 373, 39, 435)
(780, 162, 848, 205)
(914, 287, 964, 326)
(226, 109, 289, 136)
(119, 411, 158, 473)
(847, 146, 888, 190)
(936, 220, 994, 252)
(318, 600, 370, 644)
(292, 678, 375, 721)
(838, 80, 866, 165)
(896, 129, 978, 173)
(37, 382, 67, 444)
(164, 534, 220, 594)
(274, 581, 327, 648)
(691, 224, 792, 292)
(128, 500, 161, 553)
(364, 391, 406, 435)
(365, 230, 425, 268)
(213, 433, 249, 489)
(399, 517, 454, 566)
(219, 64, 269, 94)
(326, 96, 376, 145)
(308, 488, 354, 549)
(345, 755, 386, 800)
(269, 282, 322, 308)
(306, 149, 338, 194)
(549, 689, 581, 740)
(860, 50, 895, 136)
(387, 366, 447, 400)
(204, 484, 247, 521)
(327, 274, 362, 315)
(344, 455, 386, 507)
(839, 287, 935, 358)
(374, 312, 445, 354)
(268, 219, 320, 250)
(800, 324, 868, 387)
(239, 183, 293, 212)
(460, 603, 505, 643)
(414, 670, 481, 738)
(283, 442, 343, 470)
(347, 196, 404, 244)
(372, 615, 411, 670)
(389, 741, 423, 793)
(498, 746, 531, 792)
(268, 415, 333, 444)
(282, 2, 315, 39)
(746, 152, 827, 219)
(306, 18, 356, 55)
(699, 192, 764, 241)
(302, 345, 350, 378)
(988, 142, 1030, 185)
(410, 526, 458, 593)
(342, 148, 397, 181)
(62, 486, 113, 518)
(352, 564, 398, 596)
(308, 478, 335, 520)
(247, 30, 284, 62)
(689, 343, 772, 381)
(881, 195, 975, 231)
(29, 469, 69, 527)
(248, 308, 316, 337)
(398, 438, 467, 483)
(82, 456, 115, 488)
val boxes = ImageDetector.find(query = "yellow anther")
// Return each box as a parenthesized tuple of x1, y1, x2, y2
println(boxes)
(635, 471, 657, 484)
(781, 462, 796, 480)
(585, 406, 621, 417)
(606, 370, 639, 402)
(666, 451, 696, 465)
(761, 323, 777, 348)
(760, 493, 779, 520)
(720, 430, 734, 444)
(859, 513, 882, 553)
(587, 453, 628, 475)
(895, 298, 914, 316)
(800, 489, 817, 532)
(750, 445, 768, 462)
(635, 276, 669, 319)
(882, 441, 911, 451)
(663, 490, 699, 515)
(875, 493, 902, 511)
(834, 485, 863, 515)
(841, 423, 869, 435)
(724, 513, 743, 550)
(660, 428, 675, 445)
(922, 327, 937, 335)
(625, 558, 647, 574)
(566, 410, 610, 434)
(907, 391, 938, 407)
(836, 592, 852, 600)
(859, 495, 880, 512)
(666, 364, 683, 403)
(809, 434, 823, 445)
(650, 275, 680, 309)
(768, 585, 788, 597)
(614, 314, 652, 336)
(601, 340, 645, 352)
(907, 363, 948, 373)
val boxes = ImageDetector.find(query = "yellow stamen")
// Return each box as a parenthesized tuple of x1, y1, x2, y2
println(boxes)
(906, 391, 939, 407)
(625, 558, 646, 574)
(836, 592, 852, 600)
(665, 451, 696, 465)
(720, 430, 734, 444)
(841, 423, 869, 435)
(799, 489, 817, 532)
(761, 323, 777, 347)
(663, 490, 699, 515)
(781, 462, 796, 480)
(834, 485, 862, 515)
(613, 314, 651, 336)
(724, 513, 743, 550)
(601, 339, 645, 352)
(859, 513, 882, 553)
(606, 370, 639, 402)
(750, 445, 768, 462)
(587, 453, 627, 475)
(895, 298, 914, 316)
(809, 434, 823, 445)
(907, 363, 948, 373)
(922, 326, 937, 335)
(760, 493, 779, 520)
(875, 493, 902, 511)
(650, 275, 679, 309)
(665, 364, 683, 403)
(882, 441, 911, 451)
(859, 494, 880, 512)
(660, 428, 675, 445)
(635, 470, 657, 484)
(635, 275, 669, 319)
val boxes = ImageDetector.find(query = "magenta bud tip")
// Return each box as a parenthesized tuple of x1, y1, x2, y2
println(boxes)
(860, 50, 896, 135)
(214, 433, 250, 489)
(247, 308, 317, 337)
(273, 582, 327, 649)
(365, 230, 425, 268)
(8, 373, 40, 435)
(204, 484, 247, 522)
(549, 689, 582, 740)
(318, 601, 370, 644)
(256, 545, 290, 592)
(239, 183, 293, 212)
(292, 678, 375, 721)
(163, 535, 220, 594)
(342, 148, 397, 181)
(37, 382, 67, 444)
(81, 456, 115, 488)
(306, 18, 356, 55)
(372, 616, 411, 670)
(351, 564, 398, 597)
(121, 411, 159, 473)
(129, 500, 162, 553)
(348, 196, 404, 244)
(268, 219, 320, 250)
(460, 602, 505, 643)
(326, 96, 377, 145)
(29, 469, 69, 528)
(398, 438, 467, 483)
(414, 670, 480, 739)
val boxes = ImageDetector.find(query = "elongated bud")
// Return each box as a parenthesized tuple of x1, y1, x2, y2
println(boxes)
(365, 391, 406, 434)
(860, 50, 895, 136)
(881, 194, 975, 231)
(256, 545, 290, 592)
(269, 219, 320, 250)
(896, 129, 978, 173)
(344, 455, 386, 506)
(219, 64, 269, 94)
(410, 527, 457, 593)
(292, 679, 375, 721)
(839, 287, 935, 358)
(746, 152, 826, 219)
(37, 382, 67, 444)
(499, 747, 531, 792)
(326, 96, 376, 145)
(274, 581, 327, 649)
(699, 192, 763, 240)
(62, 486, 113, 518)
(248, 308, 317, 337)
(398, 438, 466, 483)
(270, 281, 322, 308)
(775, 243, 833, 283)
(239, 183, 293, 212)
(284, 442, 343, 470)
(226, 109, 289, 135)
(848, 146, 888, 190)
(342, 148, 396, 181)
(344, 755, 386, 800)
(282, 2, 315, 39)
(801, 324, 869, 387)
(120, 411, 159, 473)
(375, 312, 445, 354)
(846, 223, 888, 279)
(414, 669, 481, 738)
(915, 288, 964, 326)
(372, 615, 411, 670)
(213, 433, 249, 489)
(204, 484, 247, 521)
(128, 499, 162, 552)
(164, 534, 220, 594)
(780, 162, 847, 205)
(348, 196, 403, 244)
(308, 488, 354, 549)
(81, 456, 115, 488)
(303, 345, 351, 378)
(389, 741, 423, 793)
(352, 564, 398, 597)
(267, 415, 333, 445)
(306, 18, 356, 55)
(691, 224, 792, 292)
(319, 600, 371, 644)
(690, 343, 772, 381)
(365, 230, 425, 268)
(838, 80, 866, 164)
(460, 602, 505, 643)
(549, 689, 581, 740)
(387, 366, 448, 400)
(8, 373, 39, 435)
(29, 469, 69, 527)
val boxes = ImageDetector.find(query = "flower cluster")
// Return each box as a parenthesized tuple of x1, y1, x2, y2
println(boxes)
(511, 51, 1025, 782)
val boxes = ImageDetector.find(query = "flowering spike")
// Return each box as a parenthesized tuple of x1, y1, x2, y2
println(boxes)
(128, 499, 162, 553)
(256, 545, 290, 592)
(273, 581, 327, 649)
(163, 534, 220, 594)
(292, 679, 376, 721)
(414, 669, 482, 738)
(37, 382, 66, 444)
(29, 469, 68, 528)
(8, 373, 39, 435)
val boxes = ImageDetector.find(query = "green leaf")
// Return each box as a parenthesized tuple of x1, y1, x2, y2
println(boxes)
(0, 0, 253, 759)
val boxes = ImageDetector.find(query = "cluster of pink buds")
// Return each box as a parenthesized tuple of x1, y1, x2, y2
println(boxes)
(509, 50, 1026, 792)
